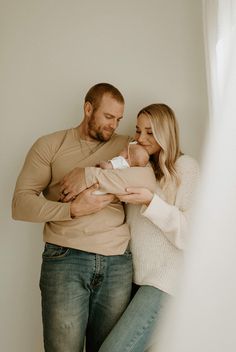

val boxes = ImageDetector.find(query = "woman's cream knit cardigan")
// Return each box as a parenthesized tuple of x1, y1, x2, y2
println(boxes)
(126, 155, 199, 295)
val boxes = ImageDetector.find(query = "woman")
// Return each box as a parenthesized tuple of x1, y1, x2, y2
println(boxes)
(97, 103, 199, 352)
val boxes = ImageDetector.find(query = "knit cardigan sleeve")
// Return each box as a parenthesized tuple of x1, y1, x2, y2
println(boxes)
(140, 156, 199, 250)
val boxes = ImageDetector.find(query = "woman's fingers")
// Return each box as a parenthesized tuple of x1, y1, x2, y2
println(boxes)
(118, 188, 153, 205)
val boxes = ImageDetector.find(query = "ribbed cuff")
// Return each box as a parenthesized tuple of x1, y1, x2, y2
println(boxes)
(140, 193, 172, 230)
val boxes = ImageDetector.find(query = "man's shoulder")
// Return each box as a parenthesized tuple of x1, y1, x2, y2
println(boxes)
(110, 133, 130, 143)
(34, 128, 74, 148)
(37, 128, 70, 143)
(100, 134, 130, 158)
(107, 134, 130, 151)
(31, 128, 73, 155)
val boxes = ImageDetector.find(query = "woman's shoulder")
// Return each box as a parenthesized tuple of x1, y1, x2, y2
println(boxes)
(175, 154, 199, 176)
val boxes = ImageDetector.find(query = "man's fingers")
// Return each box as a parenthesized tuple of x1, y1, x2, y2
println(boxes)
(59, 179, 65, 187)
(117, 196, 127, 202)
(59, 186, 68, 195)
(101, 194, 115, 202)
(87, 183, 99, 193)
(99, 197, 115, 207)
(63, 193, 75, 203)
(117, 194, 134, 202)
(90, 190, 115, 206)
(59, 189, 69, 201)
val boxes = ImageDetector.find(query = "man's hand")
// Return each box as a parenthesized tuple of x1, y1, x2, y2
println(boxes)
(117, 187, 154, 206)
(60, 167, 87, 202)
(70, 184, 116, 218)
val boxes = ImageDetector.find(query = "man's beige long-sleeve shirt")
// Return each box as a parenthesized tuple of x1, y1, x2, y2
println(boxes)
(12, 128, 156, 255)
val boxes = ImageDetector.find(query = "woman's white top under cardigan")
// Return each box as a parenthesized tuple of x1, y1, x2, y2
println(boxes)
(126, 155, 199, 295)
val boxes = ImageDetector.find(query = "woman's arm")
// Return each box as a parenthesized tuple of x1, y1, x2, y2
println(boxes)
(118, 156, 199, 250)
(141, 156, 199, 250)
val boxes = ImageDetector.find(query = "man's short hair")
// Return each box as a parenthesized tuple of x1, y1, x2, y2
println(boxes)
(85, 83, 124, 111)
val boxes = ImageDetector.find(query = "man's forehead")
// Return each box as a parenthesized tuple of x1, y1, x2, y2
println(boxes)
(98, 94, 124, 116)
(100, 93, 123, 105)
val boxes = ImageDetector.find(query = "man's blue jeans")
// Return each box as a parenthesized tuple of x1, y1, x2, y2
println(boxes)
(39, 243, 133, 352)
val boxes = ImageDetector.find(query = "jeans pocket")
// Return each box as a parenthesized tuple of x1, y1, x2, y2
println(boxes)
(42, 242, 70, 259)
(123, 249, 132, 257)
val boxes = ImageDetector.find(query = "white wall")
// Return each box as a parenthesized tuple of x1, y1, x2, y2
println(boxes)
(0, 1, 208, 351)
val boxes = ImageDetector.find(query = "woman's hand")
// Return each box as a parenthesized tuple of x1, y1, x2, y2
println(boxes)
(117, 187, 154, 206)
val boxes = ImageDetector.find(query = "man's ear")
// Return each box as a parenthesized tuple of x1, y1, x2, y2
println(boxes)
(84, 101, 93, 118)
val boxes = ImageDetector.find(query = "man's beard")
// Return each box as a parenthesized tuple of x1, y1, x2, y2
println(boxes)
(88, 115, 114, 142)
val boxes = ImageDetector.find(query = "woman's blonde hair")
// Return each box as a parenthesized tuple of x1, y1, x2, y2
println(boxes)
(137, 103, 182, 190)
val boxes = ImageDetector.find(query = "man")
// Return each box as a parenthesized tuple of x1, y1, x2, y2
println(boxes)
(12, 83, 133, 352)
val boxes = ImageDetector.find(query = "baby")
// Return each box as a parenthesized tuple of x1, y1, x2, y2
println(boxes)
(99, 142, 149, 170)
(93, 142, 149, 195)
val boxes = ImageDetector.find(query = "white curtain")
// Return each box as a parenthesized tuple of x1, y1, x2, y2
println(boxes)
(203, 0, 236, 124)
(151, 1, 236, 351)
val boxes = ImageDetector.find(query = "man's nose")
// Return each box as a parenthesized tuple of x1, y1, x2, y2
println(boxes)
(109, 119, 118, 130)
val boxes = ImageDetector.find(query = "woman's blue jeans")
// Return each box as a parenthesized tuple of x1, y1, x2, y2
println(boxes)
(39, 243, 133, 352)
(98, 285, 168, 352)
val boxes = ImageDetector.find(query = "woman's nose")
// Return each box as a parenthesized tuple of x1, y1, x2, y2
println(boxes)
(137, 134, 145, 143)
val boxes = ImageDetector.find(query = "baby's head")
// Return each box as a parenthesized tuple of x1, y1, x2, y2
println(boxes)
(128, 143, 149, 167)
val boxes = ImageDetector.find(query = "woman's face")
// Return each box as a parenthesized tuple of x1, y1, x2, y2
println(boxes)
(135, 114, 161, 156)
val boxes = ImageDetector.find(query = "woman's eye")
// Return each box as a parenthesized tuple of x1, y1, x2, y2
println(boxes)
(147, 132, 153, 135)
(135, 130, 140, 134)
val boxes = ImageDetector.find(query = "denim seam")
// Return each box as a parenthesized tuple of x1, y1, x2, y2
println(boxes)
(124, 311, 158, 352)
(42, 248, 70, 259)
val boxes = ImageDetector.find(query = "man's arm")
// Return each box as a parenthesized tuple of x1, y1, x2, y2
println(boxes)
(12, 137, 72, 222)
(12, 137, 113, 222)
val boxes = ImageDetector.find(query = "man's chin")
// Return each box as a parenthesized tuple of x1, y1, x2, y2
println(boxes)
(100, 131, 114, 141)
